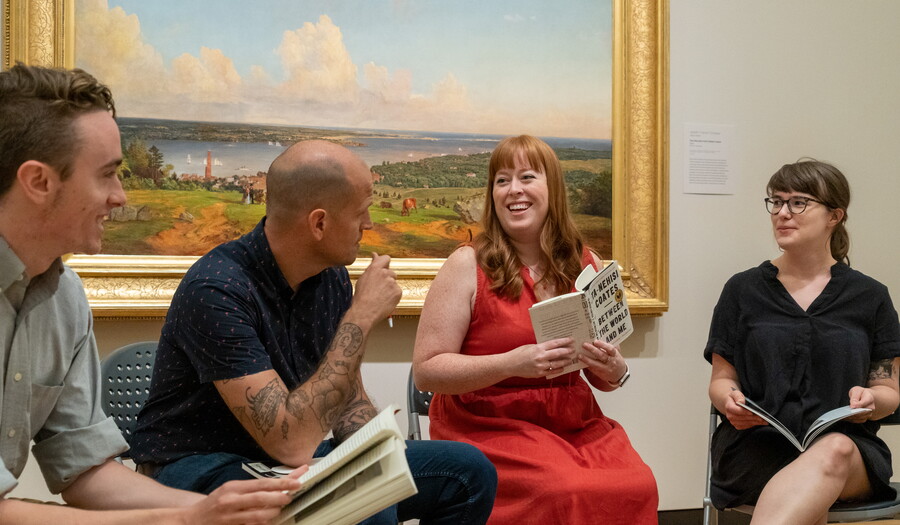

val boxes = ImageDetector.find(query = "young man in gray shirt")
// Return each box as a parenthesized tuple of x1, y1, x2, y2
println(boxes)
(0, 63, 301, 525)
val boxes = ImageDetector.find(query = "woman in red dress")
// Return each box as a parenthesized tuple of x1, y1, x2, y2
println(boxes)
(413, 135, 658, 524)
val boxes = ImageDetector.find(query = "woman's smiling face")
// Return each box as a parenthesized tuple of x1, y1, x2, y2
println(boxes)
(492, 150, 549, 241)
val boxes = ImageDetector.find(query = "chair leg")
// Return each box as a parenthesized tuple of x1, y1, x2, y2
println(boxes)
(704, 405, 719, 525)
(702, 496, 718, 525)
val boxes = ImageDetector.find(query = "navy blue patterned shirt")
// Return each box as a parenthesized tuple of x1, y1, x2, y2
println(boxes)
(130, 218, 352, 464)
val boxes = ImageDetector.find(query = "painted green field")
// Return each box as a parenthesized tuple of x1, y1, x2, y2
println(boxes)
(102, 184, 611, 258)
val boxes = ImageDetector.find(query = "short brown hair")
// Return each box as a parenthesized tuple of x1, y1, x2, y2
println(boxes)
(767, 159, 851, 264)
(0, 63, 116, 197)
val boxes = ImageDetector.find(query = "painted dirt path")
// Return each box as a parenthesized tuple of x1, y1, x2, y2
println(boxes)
(147, 202, 242, 255)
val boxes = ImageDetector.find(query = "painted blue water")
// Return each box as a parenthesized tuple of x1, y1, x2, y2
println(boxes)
(133, 127, 611, 178)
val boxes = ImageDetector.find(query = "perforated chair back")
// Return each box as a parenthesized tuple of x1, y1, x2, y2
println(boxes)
(99, 341, 157, 457)
(703, 403, 900, 524)
(406, 367, 434, 440)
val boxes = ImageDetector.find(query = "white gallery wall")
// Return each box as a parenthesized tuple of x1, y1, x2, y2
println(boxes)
(10, 0, 900, 511)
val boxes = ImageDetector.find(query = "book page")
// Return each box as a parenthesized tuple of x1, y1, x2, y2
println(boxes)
(280, 437, 400, 520)
(739, 399, 873, 451)
(281, 437, 416, 525)
(802, 406, 871, 450)
(528, 294, 593, 379)
(738, 398, 802, 450)
(529, 294, 593, 342)
(274, 405, 403, 498)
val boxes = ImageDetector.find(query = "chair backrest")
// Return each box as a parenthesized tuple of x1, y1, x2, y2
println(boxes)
(99, 341, 157, 456)
(703, 402, 900, 524)
(406, 367, 434, 440)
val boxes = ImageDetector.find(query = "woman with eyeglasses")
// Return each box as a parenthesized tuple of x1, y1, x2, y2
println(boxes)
(705, 159, 900, 525)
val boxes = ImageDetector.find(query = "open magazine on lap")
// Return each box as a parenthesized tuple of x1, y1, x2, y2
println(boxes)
(738, 397, 871, 452)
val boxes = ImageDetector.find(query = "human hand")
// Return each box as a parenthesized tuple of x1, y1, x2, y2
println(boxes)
(350, 253, 402, 327)
(181, 467, 306, 525)
(580, 340, 626, 384)
(847, 386, 876, 423)
(723, 389, 767, 430)
(508, 337, 576, 378)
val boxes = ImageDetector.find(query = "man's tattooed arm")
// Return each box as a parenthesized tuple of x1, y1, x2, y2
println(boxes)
(245, 377, 287, 436)
(287, 322, 367, 434)
(214, 321, 369, 463)
(333, 379, 378, 443)
(868, 358, 896, 382)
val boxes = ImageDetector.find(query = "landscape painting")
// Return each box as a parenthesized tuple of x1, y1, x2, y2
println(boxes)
(75, 0, 613, 258)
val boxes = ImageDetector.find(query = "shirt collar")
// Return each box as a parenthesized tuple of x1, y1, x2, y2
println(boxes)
(0, 237, 28, 291)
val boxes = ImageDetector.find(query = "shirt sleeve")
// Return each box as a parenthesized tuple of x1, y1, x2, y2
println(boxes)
(0, 459, 18, 496)
(169, 277, 273, 383)
(704, 274, 742, 364)
(871, 285, 900, 361)
(31, 327, 128, 494)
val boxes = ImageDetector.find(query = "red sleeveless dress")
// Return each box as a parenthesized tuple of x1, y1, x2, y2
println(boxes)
(429, 252, 658, 524)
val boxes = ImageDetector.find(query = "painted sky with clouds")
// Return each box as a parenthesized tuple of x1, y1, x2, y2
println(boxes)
(75, 0, 611, 139)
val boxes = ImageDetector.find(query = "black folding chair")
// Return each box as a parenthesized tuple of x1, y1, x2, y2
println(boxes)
(406, 367, 434, 440)
(99, 341, 157, 458)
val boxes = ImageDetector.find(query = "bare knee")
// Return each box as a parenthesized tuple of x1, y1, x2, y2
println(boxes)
(809, 433, 858, 479)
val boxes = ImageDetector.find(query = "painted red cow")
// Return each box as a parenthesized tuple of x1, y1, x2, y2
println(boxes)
(401, 197, 417, 216)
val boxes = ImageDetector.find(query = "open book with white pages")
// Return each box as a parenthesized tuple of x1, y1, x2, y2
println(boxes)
(738, 397, 872, 452)
(242, 404, 417, 525)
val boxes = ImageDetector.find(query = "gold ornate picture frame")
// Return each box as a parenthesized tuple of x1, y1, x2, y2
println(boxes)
(3, 0, 668, 319)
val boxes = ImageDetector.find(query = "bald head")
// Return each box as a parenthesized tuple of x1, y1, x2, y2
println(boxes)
(265, 140, 369, 223)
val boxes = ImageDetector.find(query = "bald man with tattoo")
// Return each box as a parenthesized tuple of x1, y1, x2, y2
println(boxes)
(130, 140, 497, 524)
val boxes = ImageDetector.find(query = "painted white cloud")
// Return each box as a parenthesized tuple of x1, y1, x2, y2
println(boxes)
(75, 0, 167, 100)
(277, 15, 359, 104)
(363, 62, 412, 104)
(75, 2, 605, 138)
(169, 47, 242, 103)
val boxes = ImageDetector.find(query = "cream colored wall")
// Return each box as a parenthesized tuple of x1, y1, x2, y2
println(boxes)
(9, 0, 900, 511)
(659, 0, 900, 510)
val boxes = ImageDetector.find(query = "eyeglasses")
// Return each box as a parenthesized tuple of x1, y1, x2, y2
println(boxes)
(763, 196, 829, 215)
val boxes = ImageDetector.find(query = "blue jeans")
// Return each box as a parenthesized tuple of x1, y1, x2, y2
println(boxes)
(149, 439, 497, 525)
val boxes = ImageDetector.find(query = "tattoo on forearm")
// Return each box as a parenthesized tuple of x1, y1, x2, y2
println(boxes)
(334, 397, 378, 442)
(334, 323, 364, 358)
(308, 362, 347, 430)
(245, 378, 287, 436)
(306, 323, 365, 431)
(286, 388, 311, 422)
(279, 323, 366, 436)
(231, 405, 248, 425)
(868, 359, 895, 381)
(281, 418, 289, 440)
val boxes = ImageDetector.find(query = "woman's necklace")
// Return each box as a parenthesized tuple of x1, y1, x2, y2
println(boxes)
(524, 262, 543, 282)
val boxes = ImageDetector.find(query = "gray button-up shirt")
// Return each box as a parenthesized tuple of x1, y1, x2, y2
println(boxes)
(0, 238, 128, 495)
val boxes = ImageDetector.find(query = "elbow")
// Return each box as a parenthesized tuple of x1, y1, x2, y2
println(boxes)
(263, 441, 316, 468)
(413, 362, 441, 393)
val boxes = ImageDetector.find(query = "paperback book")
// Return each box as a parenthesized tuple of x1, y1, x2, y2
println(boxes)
(528, 261, 633, 379)
(242, 404, 417, 525)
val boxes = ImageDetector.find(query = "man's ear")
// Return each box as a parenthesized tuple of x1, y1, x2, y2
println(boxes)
(16, 160, 58, 205)
(307, 208, 328, 241)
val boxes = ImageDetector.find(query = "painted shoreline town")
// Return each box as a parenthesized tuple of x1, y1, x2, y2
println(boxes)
(109, 117, 613, 258)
